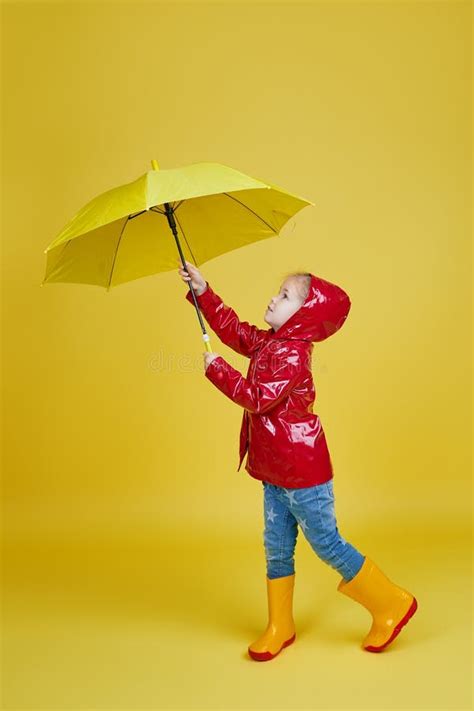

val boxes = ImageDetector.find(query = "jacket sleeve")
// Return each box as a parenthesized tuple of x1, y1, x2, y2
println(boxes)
(185, 282, 266, 357)
(203, 353, 305, 415)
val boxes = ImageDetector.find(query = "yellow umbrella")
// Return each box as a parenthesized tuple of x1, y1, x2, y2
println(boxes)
(41, 160, 314, 352)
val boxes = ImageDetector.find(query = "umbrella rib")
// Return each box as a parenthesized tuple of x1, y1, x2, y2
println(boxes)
(43, 239, 72, 281)
(222, 192, 277, 233)
(149, 200, 182, 215)
(107, 216, 129, 290)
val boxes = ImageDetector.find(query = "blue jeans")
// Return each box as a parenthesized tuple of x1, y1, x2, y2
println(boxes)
(262, 479, 365, 582)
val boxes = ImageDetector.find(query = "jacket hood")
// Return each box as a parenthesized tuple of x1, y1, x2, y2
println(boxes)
(268, 273, 351, 343)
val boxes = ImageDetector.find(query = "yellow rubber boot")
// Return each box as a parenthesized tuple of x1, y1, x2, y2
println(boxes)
(248, 573, 296, 661)
(337, 556, 418, 652)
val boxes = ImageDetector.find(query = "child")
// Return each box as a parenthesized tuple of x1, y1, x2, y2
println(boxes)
(178, 259, 418, 662)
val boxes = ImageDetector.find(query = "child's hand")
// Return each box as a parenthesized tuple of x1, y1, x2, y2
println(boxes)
(203, 352, 219, 371)
(177, 259, 207, 296)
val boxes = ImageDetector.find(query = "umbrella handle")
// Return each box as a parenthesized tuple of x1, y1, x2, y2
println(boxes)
(182, 274, 214, 352)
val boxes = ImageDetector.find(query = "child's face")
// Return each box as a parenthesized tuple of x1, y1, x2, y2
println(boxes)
(264, 277, 305, 331)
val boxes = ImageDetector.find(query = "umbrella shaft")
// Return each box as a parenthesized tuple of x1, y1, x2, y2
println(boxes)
(164, 202, 210, 342)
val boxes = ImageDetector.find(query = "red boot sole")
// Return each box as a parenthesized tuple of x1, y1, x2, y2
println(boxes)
(248, 633, 296, 661)
(364, 596, 418, 652)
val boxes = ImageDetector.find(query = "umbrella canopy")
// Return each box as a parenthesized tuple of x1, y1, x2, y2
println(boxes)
(41, 160, 314, 291)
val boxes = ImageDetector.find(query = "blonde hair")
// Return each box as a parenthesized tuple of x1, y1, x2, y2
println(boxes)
(282, 271, 312, 303)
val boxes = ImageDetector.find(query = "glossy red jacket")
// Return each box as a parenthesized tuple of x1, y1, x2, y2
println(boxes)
(185, 273, 351, 488)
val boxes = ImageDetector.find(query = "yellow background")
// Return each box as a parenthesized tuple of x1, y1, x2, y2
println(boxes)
(2, 1, 471, 709)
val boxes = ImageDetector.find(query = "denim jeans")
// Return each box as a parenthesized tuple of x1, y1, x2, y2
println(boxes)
(262, 479, 365, 583)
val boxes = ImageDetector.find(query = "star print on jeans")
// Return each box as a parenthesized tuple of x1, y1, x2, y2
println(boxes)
(298, 518, 309, 533)
(266, 506, 278, 524)
(283, 489, 298, 506)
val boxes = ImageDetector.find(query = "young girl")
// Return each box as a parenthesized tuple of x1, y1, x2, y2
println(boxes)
(178, 259, 418, 662)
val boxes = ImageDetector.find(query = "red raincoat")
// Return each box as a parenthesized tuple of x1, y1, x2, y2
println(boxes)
(185, 273, 351, 488)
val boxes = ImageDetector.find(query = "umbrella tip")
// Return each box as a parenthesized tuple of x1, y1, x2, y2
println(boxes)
(151, 159, 159, 171)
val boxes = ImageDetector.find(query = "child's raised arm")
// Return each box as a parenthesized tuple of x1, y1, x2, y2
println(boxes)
(178, 260, 267, 358)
